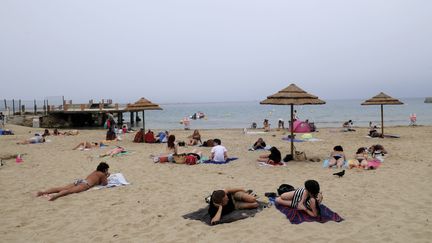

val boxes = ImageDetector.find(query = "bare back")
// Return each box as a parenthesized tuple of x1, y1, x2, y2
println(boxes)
(85, 171, 108, 187)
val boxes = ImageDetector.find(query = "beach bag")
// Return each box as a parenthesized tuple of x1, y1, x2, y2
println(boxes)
(185, 155, 198, 165)
(294, 151, 307, 161)
(173, 153, 187, 164)
(277, 184, 295, 196)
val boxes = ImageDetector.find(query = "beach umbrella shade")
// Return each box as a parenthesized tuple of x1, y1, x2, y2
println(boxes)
(260, 84, 325, 159)
(125, 97, 162, 130)
(361, 92, 403, 138)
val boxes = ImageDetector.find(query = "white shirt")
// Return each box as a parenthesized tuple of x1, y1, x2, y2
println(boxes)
(211, 145, 227, 162)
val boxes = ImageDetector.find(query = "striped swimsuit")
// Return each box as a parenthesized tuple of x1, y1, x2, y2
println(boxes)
(290, 188, 311, 209)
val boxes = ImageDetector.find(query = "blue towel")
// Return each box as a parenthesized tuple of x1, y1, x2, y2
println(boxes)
(282, 137, 305, 142)
(203, 158, 238, 164)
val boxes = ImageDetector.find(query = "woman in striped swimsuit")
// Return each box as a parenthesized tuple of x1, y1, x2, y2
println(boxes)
(275, 180, 322, 217)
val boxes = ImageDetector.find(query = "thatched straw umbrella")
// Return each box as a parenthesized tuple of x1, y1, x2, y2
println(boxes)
(361, 92, 403, 138)
(125, 98, 162, 130)
(260, 84, 325, 158)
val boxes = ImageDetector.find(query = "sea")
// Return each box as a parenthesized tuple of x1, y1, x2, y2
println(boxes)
(123, 98, 432, 130)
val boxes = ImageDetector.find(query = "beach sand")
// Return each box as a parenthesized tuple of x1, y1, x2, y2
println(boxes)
(1, 124, 431, 242)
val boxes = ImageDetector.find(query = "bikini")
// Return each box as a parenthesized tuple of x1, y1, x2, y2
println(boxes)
(333, 154, 343, 160)
(74, 179, 91, 188)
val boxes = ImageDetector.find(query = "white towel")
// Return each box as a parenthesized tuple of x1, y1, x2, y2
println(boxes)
(92, 173, 130, 190)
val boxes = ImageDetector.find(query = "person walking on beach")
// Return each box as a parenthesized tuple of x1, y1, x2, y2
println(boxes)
(36, 162, 110, 201)
(210, 139, 228, 162)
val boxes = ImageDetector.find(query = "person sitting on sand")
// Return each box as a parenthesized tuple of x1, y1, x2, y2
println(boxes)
(36, 162, 110, 201)
(144, 130, 156, 143)
(368, 126, 382, 138)
(275, 180, 323, 217)
(17, 134, 46, 144)
(343, 120, 355, 131)
(188, 129, 202, 146)
(72, 141, 105, 150)
(257, 147, 282, 165)
(369, 144, 387, 162)
(152, 135, 178, 162)
(328, 145, 346, 168)
(201, 139, 215, 147)
(251, 138, 266, 150)
(208, 188, 259, 225)
(210, 139, 228, 162)
(352, 147, 369, 168)
(99, 146, 125, 157)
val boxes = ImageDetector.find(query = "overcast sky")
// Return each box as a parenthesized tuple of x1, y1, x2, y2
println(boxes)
(1, 0, 431, 103)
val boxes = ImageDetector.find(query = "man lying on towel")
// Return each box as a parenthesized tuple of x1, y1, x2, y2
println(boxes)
(36, 162, 110, 201)
(209, 188, 259, 225)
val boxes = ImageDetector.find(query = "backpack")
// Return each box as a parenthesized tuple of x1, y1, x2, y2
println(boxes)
(277, 184, 295, 196)
(185, 155, 198, 165)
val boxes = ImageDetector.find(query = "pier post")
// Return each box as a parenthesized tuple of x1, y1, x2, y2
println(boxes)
(34, 100, 37, 114)
(142, 110, 145, 130)
(19, 100, 21, 115)
(3, 99, 6, 111)
(130, 112, 134, 125)
(12, 99, 15, 115)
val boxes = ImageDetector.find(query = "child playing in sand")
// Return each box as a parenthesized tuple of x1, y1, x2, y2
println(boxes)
(208, 188, 259, 225)
(328, 145, 346, 168)
(275, 180, 323, 217)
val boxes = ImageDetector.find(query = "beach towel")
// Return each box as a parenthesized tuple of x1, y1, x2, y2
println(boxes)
(270, 198, 343, 224)
(202, 158, 238, 164)
(182, 201, 267, 225)
(322, 159, 348, 168)
(92, 173, 130, 190)
(258, 162, 286, 167)
(383, 134, 400, 138)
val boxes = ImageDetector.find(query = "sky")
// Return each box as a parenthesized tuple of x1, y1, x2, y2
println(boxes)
(1, 0, 431, 104)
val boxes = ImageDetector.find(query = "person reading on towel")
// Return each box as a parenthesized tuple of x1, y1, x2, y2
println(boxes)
(210, 139, 227, 162)
(36, 162, 110, 201)
(257, 147, 282, 165)
(275, 180, 323, 217)
(209, 188, 259, 225)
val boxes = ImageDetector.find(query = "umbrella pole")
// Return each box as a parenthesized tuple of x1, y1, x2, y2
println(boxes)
(290, 104, 294, 157)
(381, 104, 384, 138)
(142, 110, 145, 131)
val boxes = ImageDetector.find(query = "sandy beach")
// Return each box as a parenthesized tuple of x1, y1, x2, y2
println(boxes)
(0, 124, 431, 243)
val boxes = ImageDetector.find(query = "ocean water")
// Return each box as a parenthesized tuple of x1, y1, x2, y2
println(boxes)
(125, 98, 432, 130)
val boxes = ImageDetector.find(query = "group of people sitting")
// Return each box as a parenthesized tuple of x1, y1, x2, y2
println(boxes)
(133, 129, 169, 143)
(208, 179, 322, 225)
(328, 144, 387, 169)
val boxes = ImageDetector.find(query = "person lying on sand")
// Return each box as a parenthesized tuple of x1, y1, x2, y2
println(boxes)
(72, 141, 106, 150)
(17, 134, 46, 144)
(208, 188, 258, 225)
(36, 162, 110, 201)
(275, 180, 323, 217)
(99, 146, 125, 157)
